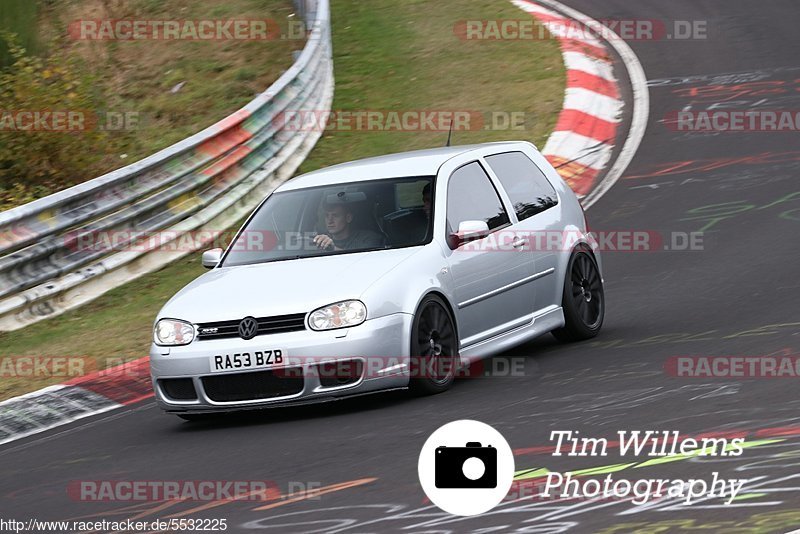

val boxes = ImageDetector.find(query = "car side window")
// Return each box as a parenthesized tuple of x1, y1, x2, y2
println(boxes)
(446, 161, 510, 234)
(484, 151, 558, 221)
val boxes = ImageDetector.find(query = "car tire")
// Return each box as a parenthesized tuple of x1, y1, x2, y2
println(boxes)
(409, 295, 458, 395)
(552, 248, 604, 342)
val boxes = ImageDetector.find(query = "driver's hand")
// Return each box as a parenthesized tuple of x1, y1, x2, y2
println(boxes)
(313, 234, 334, 250)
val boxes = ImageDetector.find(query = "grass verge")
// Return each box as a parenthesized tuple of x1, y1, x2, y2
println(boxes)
(0, 0, 565, 401)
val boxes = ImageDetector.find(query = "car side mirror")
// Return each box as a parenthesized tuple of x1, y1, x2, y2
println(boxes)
(202, 248, 223, 269)
(449, 220, 490, 248)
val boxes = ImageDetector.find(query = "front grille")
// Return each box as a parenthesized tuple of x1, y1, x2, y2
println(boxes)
(160, 378, 198, 401)
(196, 313, 307, 340)
(201, 369, 304, 402)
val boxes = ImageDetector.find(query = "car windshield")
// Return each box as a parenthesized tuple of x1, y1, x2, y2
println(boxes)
(222, 176, 435, 267)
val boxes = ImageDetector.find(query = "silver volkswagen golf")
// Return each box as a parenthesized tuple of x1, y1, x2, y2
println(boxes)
(150, 142, 604, 419)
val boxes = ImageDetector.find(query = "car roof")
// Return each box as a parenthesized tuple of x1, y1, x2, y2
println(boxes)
(276, 141, 532, 191)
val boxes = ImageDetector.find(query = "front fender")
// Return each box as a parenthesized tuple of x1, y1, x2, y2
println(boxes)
(358, 243, 457, 322)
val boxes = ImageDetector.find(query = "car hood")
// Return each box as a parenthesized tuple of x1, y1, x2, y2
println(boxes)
(158, 248, 422, 323)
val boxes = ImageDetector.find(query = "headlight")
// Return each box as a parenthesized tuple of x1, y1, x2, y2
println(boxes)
(308, 300, 367, 331)
(154, 319, 195, 346)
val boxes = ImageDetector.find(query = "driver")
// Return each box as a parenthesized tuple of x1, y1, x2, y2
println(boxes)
(313, 203, 384, 251)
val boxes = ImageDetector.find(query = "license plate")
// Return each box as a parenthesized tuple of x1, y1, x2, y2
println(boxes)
(210, 350, 285, 373)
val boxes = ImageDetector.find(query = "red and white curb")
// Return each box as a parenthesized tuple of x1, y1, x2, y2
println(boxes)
(512, 0, 649, 206)
(0, 359, 152, 445)
(512, 0, 622, 197)
(0, 2, 649, 446)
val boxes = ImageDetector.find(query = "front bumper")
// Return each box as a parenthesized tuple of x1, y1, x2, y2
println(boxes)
(149, 313, 413, 413)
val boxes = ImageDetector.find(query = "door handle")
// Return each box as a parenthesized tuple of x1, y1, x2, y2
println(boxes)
(512, 237, 528, 249)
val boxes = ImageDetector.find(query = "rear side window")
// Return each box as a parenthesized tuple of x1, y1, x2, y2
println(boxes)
(485, 151, 558, 221)
(446, 162, 510, 233)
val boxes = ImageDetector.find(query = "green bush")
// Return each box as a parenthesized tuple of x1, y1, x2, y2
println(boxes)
(0, 0, 39, 67)
(0, 33, 123, 210)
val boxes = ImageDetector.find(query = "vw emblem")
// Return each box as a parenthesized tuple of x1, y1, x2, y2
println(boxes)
(238, 316, 258, 340)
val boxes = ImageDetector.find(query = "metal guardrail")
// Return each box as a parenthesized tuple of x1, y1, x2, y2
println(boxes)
(0, 0, 333, 331)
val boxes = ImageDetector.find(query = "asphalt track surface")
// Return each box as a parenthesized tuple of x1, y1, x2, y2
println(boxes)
(2, 1, 800, 532)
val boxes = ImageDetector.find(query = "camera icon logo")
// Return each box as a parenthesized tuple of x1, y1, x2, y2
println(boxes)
(435, 442, 497, 489)
(418, 420, 515, 516)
